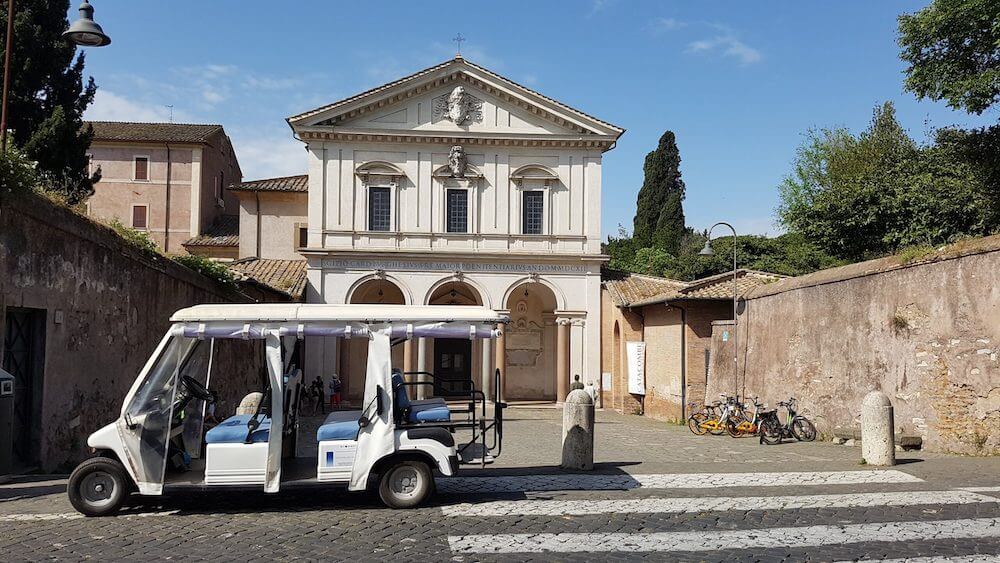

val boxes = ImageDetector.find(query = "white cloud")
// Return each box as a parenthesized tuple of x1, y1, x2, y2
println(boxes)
(230, 131, 307, 181)
(589, 0, 616, 16)
(84, 90, 193, 122)
(686, 33, 761, 65)
(652, 17, 686, 32)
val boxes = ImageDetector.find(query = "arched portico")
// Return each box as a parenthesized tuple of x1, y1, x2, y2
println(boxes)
(346, 274, 412, 305)
(500, 281, 562, 401)
(339, 277, 408, 402)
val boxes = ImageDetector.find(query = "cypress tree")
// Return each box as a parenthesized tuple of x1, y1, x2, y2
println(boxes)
(632, 131, 686, 253)
(1, 0, 99, 203)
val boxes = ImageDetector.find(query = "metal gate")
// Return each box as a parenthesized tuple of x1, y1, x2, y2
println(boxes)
(2, 308, 46, 467)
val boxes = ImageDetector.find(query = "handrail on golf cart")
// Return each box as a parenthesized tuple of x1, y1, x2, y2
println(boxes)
(396, 368, 505, 466)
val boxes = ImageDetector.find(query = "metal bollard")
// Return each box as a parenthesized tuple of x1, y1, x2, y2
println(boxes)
(561, 389, 595, 471)
(861, 391, 895, 466)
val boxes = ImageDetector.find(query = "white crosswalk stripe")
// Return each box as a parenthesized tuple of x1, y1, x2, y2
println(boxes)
(441, 490, 995, 517)
(447, 517, 1000, 554)
(436, 469, 920, 493)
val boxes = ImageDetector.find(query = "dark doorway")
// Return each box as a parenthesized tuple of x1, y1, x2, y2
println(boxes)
(2, 308, 46, 468)
(433, 338, 472, 395)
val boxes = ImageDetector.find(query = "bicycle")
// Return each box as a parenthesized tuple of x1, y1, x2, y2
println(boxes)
(686, 401, 722, 435)
(731, 396, 765, 437)
(696, 394, 743, 437)
(759, 397, 817, 445)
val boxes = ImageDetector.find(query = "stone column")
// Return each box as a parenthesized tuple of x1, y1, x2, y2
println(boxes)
(480, 338, 493, 402)
(494, 323, 506, 401)
(403, 338, 415, 380)
(862, 391, 895, 466)
(416, 337, 428, 400)
(556, 319, 570, 403)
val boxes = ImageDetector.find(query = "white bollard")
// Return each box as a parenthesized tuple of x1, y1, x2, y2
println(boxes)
(861, 391, 895, 466)
(561, 389, 595, 470)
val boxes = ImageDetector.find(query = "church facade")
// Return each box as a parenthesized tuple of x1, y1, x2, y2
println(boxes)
(288, 56, 623, 402)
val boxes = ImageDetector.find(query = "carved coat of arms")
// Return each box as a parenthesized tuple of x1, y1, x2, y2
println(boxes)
(434, 86, 483, 125)
(447, 145, 467, 177)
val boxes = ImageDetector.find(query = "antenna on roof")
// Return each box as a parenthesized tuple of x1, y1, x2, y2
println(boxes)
(452, 33, 466, 58)
(165, 105, 174, 123)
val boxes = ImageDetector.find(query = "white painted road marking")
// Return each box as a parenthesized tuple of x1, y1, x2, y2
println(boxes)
(956, 486, 1000, 492)
(448, 517, 1000, 554)
(437, 469, 922, 493)
(0, 510, 178, 522)
(441, 490, 995, 517)
(840, 556, 1000, 562)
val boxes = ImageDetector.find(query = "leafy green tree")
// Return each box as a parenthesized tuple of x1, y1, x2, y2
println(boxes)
(1, 0, 99, 203)
(632, 131, 686, 253)
(778, 101, 998, 260)
(898, 0, 1000, 115)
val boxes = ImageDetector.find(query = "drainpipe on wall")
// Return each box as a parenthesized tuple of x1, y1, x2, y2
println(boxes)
(255, 191, 262, 258)
(164, 143, 172, 252)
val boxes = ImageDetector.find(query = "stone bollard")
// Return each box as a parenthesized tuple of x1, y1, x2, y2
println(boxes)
(561, 389, 595, 470)
(861, 391, 895, 466)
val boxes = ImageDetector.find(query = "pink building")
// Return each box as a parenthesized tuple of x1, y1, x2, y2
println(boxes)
(85, 122, 242, 256)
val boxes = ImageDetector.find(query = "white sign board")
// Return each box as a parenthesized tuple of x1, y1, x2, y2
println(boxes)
(626, 341, 646, 395)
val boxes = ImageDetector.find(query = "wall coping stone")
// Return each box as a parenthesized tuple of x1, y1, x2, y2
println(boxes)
(745, 234, 1000, 301)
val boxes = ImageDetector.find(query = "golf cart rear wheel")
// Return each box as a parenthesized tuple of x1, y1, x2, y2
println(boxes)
(378, 460, 433, 509)
(68, 457, 130, 516)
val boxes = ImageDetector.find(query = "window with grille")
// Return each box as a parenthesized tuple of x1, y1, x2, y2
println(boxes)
(446, 189, 468, 233)
(522, 191, 544, 235)
(368, 187, 391, 231)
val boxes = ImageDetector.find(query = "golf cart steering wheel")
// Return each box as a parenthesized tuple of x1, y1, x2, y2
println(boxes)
(181, 375, 216, 404)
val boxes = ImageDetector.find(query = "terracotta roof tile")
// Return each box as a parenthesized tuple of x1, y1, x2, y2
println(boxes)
(183, 215, 238, 248)
(87, 121, 223, 144)
(678, 270, 784, 299)
(229, 175, 308, 193)
(603, 273, 686, 307)
(228, 258, 307, 300)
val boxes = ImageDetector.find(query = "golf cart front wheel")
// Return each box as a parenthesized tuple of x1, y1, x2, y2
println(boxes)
(68, 457, 130, 516)
(378, 460, 433, 509)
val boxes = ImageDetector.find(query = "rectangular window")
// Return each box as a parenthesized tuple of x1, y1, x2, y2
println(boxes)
(522, 191, 544, 235)
(446, 189, 468, 233)
(297, 225, 308, 248)
(368, 187, 391, 232)
(132, 205, 148, 230)
(134, 156, 149, 181)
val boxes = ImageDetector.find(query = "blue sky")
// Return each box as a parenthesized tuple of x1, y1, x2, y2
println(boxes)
(78, 1, 996, 239)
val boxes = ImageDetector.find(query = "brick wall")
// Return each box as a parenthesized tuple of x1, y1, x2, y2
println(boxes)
(0, 193, 260, 471)
(706, 236, 1000, 454)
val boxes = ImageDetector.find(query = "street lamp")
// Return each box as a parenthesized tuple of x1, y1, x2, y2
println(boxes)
(699, 222, 741, 399)
(1, 0, 111, 152)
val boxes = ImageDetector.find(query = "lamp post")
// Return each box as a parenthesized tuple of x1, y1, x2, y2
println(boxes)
(1, 0, 110, 152)
(699, 222, 741, 399)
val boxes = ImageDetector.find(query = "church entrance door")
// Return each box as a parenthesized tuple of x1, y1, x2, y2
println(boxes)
(433, 338, 472, 396)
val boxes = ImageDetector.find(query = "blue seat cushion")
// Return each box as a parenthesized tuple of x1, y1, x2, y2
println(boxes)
(408, 403, 451, 423)
(412, 397, 447, 408)
(205, 414, 270, 444)
(317, 410, 362, 442)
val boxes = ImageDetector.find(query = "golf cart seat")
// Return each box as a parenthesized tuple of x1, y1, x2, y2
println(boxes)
(316, 410, 363, 441)
(391, 374, 451, 424)
(205, 414, 271, 444)
(390, 373, 446, 408)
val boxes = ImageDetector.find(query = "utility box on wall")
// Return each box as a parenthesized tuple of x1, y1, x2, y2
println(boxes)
(0, 368, 14, 482)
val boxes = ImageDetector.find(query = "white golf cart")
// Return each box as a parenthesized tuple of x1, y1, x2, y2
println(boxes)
(67, 304, 508, 516)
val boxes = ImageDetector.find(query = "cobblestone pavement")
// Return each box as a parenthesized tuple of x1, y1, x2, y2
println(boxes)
(3, 407, 1000, 561)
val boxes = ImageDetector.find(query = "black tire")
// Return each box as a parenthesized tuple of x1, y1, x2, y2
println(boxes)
(725, 418, 742, 438)
(760, 420, 783, 445)
(792, 417, 817, 442)
(377, 460, 434, 509)
(687, 413, 708, 435)
(67, 457, 130, 517)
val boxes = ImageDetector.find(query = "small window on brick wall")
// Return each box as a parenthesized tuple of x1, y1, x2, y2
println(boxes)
(132, 205, 148, 230)
(134, 156, 149, 181)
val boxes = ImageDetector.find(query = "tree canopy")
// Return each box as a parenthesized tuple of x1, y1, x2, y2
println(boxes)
(777, 102, 998, 260)
(632, 131, 686, 254)
(898, 0, 1000, 115)
(0, 0, 98, 203)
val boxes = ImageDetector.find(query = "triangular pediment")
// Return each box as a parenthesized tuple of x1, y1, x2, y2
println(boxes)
(288, 57, 624, 144)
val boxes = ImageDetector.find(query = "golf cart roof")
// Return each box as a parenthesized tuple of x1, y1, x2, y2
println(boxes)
(170, 304, 508, 324)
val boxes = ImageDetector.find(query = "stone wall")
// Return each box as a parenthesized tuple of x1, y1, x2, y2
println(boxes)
(0, 193, 259, 471)
(706, 236, 1000, 454)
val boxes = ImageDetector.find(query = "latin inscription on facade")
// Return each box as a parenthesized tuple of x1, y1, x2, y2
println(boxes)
(322, 259, 588, 274)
